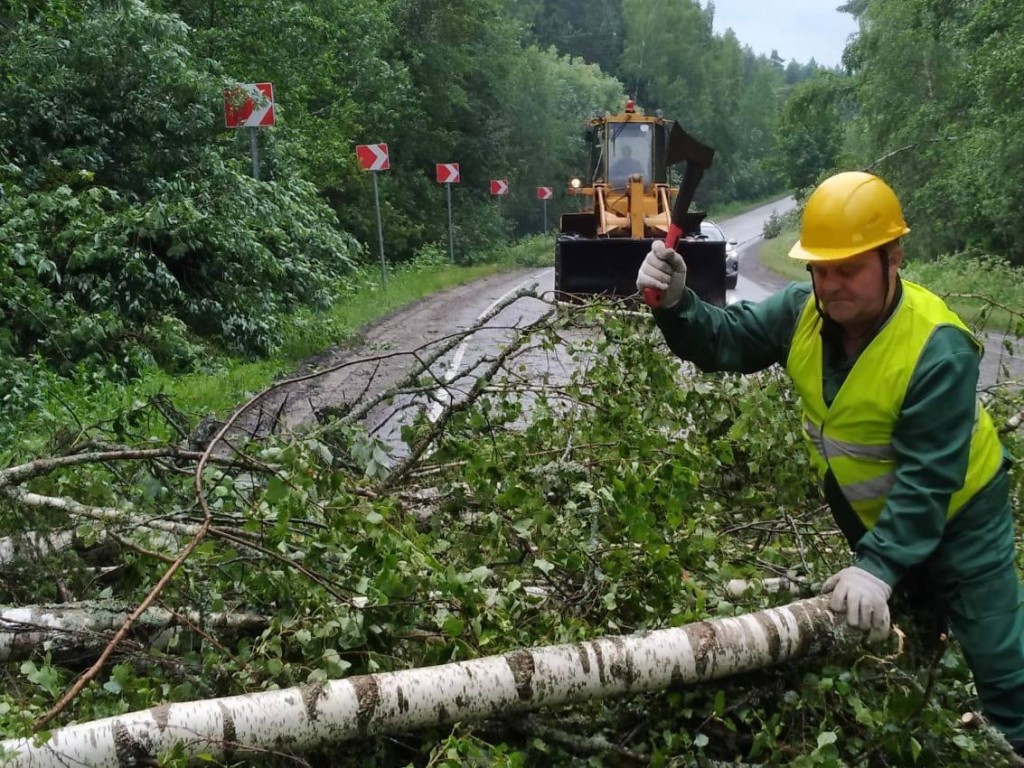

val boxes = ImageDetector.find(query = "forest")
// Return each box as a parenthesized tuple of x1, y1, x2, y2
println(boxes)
(3, 0, 1024, 766)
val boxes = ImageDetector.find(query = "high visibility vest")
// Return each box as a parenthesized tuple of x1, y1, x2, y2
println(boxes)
(785, 280, 1003, 529)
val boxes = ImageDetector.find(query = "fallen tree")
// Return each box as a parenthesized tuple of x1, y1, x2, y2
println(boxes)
(0, 596, 860, 767)
(2, 297, 1022, 765)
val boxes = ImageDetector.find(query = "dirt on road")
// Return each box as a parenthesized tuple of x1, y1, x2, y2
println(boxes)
(224, 269, 541, 446)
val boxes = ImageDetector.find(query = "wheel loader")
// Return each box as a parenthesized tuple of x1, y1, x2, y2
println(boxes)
(555, 101, 727, 306)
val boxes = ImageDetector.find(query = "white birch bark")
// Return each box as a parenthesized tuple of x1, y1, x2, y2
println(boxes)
(0, 530, 76, 571)
(0, 603, 268, 662)
(0, 489, 190, 571)
(0, 596, 865, 768)
(725, 577, 808, 598)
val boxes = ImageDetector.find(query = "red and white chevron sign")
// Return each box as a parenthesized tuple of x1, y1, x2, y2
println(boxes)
(536, 186, 553, 200)
(356, 143, 390, 172)
(436, 163, 461, 184)
(224, 83, 275, 129)
(489, 179, 508, 195)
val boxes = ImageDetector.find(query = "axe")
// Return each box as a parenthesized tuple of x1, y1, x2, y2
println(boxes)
(643, 130, 715, 308)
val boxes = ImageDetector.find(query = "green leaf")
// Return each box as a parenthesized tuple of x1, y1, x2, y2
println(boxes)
(817, 731, 838, 748)
(442, 616, 466, 637)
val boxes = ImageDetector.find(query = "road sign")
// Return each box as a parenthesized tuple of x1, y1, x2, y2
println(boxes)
(356, 144, 390, 288)
(536, 186, 553, 200)
(436, 163, 461, 184)
(356, 143, 390, 172)
(490, 179, 508, 195)
(224, 83, 275, 129)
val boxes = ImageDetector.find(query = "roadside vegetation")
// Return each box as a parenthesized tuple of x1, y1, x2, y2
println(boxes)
(5, 0, 1024, 765)
(2, 236, 552, 459)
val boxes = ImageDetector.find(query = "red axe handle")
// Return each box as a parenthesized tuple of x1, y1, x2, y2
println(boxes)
(642, 222, 684, 308)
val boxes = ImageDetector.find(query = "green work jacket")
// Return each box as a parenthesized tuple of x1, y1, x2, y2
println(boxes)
(785, 279, 1003, 528)
(653, 279, 1008, 587)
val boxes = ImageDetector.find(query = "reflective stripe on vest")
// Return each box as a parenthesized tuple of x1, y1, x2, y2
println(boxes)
(785, 280, 1004, 529)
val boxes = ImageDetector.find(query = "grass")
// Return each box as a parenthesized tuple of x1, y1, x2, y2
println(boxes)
(903, 255, 1024, 334)
(708, 191, 791, 221)
(758, 224, 809, 283)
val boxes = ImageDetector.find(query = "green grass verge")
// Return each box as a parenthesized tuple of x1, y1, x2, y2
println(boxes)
(904, 256, 1024, 334)
(708, 191, 791, 221)
(758, 224, 808, 283)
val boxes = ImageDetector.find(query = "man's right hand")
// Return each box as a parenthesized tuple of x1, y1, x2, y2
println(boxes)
(636, 240, 687, 309)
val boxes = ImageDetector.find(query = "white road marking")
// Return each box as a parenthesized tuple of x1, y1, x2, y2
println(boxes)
(426, 270, 548, 422)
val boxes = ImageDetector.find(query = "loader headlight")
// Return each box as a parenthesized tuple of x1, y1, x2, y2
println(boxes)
(570, 178, 581, 189)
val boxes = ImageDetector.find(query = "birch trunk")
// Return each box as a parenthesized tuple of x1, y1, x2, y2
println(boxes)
(0, 603, 268, 662)
(0, 489, 193, 572)
(0, 529, 76, 571)
(1, 596, 865, 768)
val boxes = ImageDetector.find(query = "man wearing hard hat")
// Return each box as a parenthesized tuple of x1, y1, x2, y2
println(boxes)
(637, 170, 1024, 752)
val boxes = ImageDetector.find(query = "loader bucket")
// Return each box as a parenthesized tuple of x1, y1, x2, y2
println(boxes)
(555, 236, 727, 307)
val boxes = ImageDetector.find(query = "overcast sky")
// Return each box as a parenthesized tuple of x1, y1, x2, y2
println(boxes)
(708, 1, 859, 68)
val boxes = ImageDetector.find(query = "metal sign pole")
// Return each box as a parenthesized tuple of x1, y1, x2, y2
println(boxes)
(543, 199, 548, 232)
(446, 182, 454, 262)
(372, 171, 387, 289)
(248, 127, 260, 180)
(497, 195, 501, 217)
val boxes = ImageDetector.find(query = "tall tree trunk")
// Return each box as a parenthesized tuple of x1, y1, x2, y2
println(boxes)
(1, 596, 866, 768)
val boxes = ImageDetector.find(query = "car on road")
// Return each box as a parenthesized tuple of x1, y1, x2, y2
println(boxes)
(694, 220, 738, 290)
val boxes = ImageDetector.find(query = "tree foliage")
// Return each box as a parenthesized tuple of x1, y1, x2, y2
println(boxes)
(775, 77, 847, 191)
(1, 0, 836, 386)
(783, 0, 1024, 265)
(3, 302, 1021, 765)
(5, 1, 1024, 763)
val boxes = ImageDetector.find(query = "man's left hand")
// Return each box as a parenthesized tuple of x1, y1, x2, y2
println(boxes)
(822, 566, 892, 639)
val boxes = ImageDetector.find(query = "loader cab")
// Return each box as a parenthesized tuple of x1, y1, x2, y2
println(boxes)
(608, 124, 652, 187)
(591, 117, 669, 189)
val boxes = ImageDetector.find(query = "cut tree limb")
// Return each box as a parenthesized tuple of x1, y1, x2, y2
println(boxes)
(0, 596, 868, 768)
(0, 602, 268, 662)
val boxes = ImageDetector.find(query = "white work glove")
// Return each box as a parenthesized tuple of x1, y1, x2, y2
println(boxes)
(822, 566, 892, 641)
(636, 240, 687, 309)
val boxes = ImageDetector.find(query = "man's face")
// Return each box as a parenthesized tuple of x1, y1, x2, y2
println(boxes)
(808, 248, 900, 329)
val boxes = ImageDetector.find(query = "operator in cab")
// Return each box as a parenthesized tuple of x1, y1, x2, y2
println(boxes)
(609, 143, 645, 187)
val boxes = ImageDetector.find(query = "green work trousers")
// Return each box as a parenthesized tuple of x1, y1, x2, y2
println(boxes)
(927, 468, 1024, 741)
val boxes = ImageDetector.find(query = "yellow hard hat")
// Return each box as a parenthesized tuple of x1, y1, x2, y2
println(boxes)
(788, 171, 911, 262)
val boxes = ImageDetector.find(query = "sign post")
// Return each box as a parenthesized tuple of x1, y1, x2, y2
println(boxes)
(356, 143, 391, 288)
(436, 163, 461, 261)
(490, 178, 508, 217)
(537, 186, 554, 232)
(248, 128, 260, 179)
(224, 83, 275, 180)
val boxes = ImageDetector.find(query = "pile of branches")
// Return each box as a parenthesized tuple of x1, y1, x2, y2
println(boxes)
(2, 293, 1023, 767)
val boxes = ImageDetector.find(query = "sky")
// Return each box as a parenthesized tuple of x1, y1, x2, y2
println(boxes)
(708, 1, 859, 68)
